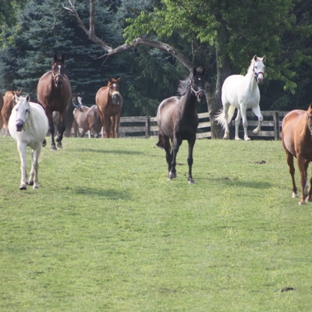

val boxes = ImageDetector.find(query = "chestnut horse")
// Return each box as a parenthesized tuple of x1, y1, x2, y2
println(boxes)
(156, 67, 206, 183)
(1, 90, 22, 135)
(37, 54, 72, 149)
(95, 77, 123, 138)
(282, 104, 312, 205)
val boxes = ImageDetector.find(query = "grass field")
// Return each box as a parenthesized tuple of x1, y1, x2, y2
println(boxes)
(0, 136, 311, 311)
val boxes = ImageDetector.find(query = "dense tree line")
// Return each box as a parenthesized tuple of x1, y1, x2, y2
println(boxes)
(0, 0, 311, 132)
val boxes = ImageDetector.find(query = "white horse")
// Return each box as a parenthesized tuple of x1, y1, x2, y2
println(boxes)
(9, 94, 49, 190)
(216, 55, 266, 141)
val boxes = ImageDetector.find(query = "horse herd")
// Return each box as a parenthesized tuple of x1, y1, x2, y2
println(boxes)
(3, 54, 312, 205)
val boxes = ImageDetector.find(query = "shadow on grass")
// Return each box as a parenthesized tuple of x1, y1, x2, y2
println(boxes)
(74, 187, 132, 200)
(76, 148, 145, 155)
(204, 177, 273, 189)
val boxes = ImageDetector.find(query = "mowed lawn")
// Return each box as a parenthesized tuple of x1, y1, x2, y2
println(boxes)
(0, 136, 311, 311)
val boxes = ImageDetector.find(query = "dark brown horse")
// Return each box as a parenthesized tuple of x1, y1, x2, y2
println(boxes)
(156, 67, 206, 183)
(1, 90, 22, 135)
(282, 104, 312, 205)
(95, 77, 122, 138)
(37, 54, 72, 149)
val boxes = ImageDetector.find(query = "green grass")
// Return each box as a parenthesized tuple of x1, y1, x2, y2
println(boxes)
(0, 137, 311, 311)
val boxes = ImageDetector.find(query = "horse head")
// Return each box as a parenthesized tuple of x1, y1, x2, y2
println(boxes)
(13, 94, 31, 132)
(51, 54, 65, 88)
(10, 90, 22, 107)
(253, 55, 266, 84)
(108, 77, 122, 105)
(191, 67, 206, 103)
(71, 93, 83, 111)
(307, 104, 312, 136)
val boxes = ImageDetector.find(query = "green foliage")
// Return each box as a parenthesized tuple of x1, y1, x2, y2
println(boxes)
(1, 137, 312, 310)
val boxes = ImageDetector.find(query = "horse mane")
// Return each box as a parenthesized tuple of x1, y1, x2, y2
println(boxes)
(177, 67, 205, 96)
(177, 75, 192, 96)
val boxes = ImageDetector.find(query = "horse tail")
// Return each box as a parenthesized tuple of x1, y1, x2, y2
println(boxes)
(215, 105, 236, 130)
(156, 133, 165, 149)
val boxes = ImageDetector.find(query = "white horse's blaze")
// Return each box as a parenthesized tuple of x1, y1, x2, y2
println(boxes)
(8, 95, 49, 190)
(215, 55, 266, 141)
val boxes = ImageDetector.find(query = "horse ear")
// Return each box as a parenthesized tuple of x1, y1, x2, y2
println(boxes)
(26, 94, 30, 102)
(54, 54, 58, 62)
(253, 55, 258, 61)
(61, 54, 65, 63)
(117, 77, 121, 83)
(14, 94, 19, 103)
(262, 55, 266, 62)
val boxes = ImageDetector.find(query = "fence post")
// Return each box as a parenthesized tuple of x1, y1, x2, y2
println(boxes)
(273, 111, 278, 140)
(145, 116, 150, 138)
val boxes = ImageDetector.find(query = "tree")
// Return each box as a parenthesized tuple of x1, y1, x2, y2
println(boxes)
(65, 0, 310, 137)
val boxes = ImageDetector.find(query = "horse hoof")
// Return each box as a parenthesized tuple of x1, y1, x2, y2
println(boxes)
(188, 178, 195, 184)
(244, 137, 251, 141)
(299, 201, 306, 205)
(28, 181, 34, 186)
(292, 193, 299, 198)
(33, 185, 39, 189)
(168, 172, 177, 180)
(57, 142, 63, 149)
(235, 137, 241, 141)
(20, 185, 27, 190)
(51, 145, 57, 151)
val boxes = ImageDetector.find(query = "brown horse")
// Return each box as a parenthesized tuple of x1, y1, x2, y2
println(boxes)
(282, 104, 312, 205)
(1, 90, 22, 134)
(72, 94, 102, 138)
(95, 77, 123, 138)
(156, 67, 206, 183)
(37, 54, 72, 149)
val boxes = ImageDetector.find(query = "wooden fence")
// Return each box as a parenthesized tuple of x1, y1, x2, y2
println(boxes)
(116, 111, 288, 140)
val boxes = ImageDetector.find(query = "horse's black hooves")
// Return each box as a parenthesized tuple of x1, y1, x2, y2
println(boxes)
(20, 186, 27, 190)
(57, 143, 63, 149)
(51, 145, 57, 151)
(28, 181, 34, 186)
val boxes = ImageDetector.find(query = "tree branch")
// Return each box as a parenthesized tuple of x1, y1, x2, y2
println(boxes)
(63, 0, 193, 72)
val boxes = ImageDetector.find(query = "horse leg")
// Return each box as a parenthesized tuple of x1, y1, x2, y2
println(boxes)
(111, 116, 116, 138)
(47, 113, 57, 150)
(114, 114, 121, 138)
(297, 155, 307, 205)
(103, 116, 111, 138)
(234, 109, 242, 140)
(56, 113, 66, 149)
(17, 142, 28, 190)
(187, 136, 196, 184)
(169, 136, 181, 180)
(251, 106, 263, 134)
(240, 106, 250, 141)
(28, 146, 41, 189)
(305, 159, 312, 202)
(285, 150, 298, 199)
(223, 103, 230, 139)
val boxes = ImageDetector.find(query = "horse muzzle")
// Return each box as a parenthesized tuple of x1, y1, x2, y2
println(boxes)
(256, 72, 265, 84)
(16, 120, 24, 132)
(197, 91, 206, 103)
(112, 92, 122, 105)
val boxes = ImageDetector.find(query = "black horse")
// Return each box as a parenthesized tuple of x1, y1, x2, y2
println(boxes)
(156, 67, 207, 183)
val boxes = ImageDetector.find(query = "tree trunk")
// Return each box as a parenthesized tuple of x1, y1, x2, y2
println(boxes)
(209, 15, 232, 139)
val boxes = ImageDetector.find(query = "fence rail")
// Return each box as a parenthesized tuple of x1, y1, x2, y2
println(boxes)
(116, 111, 288, 140)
